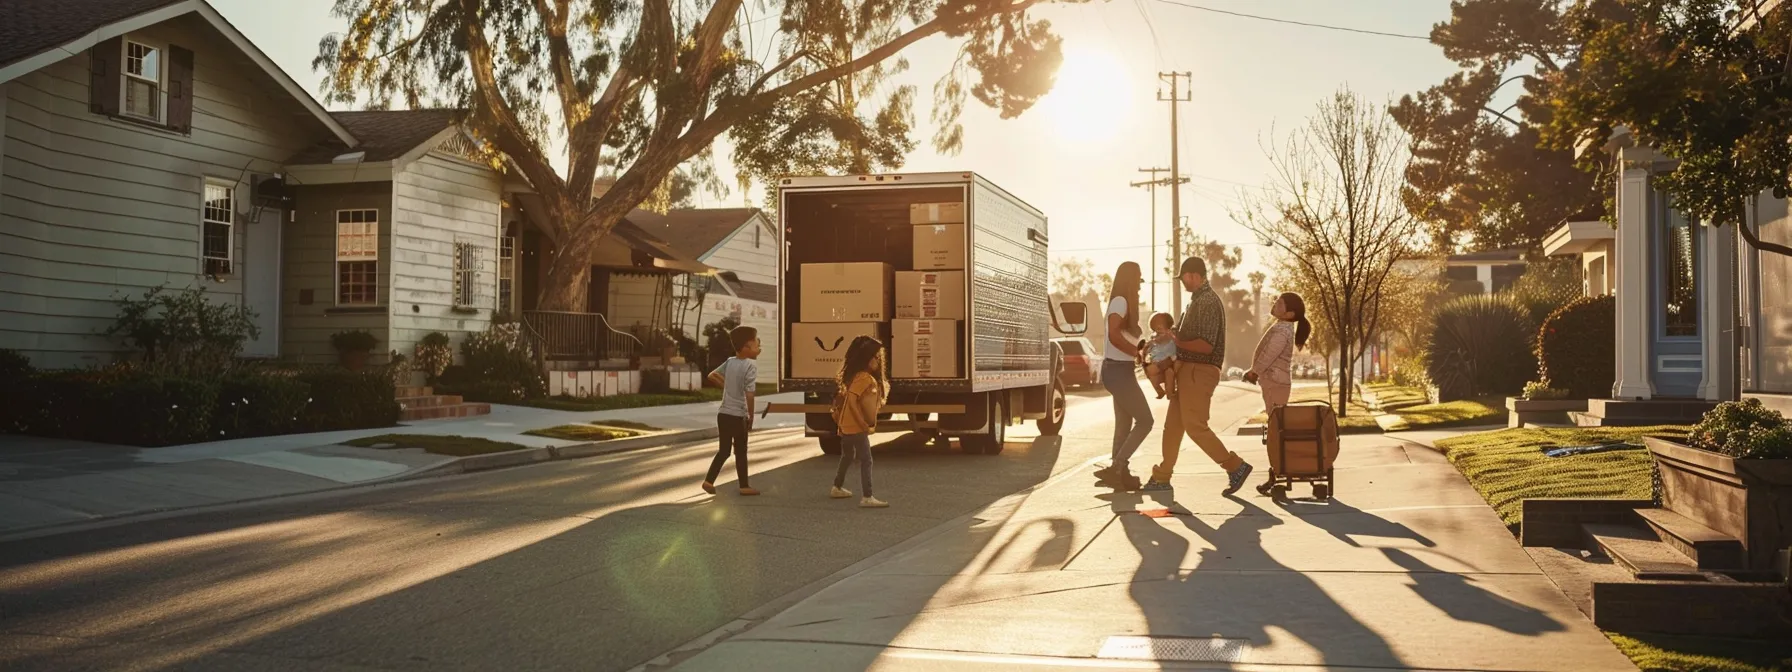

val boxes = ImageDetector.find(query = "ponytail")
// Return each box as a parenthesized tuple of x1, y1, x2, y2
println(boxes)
(1279, 291, 1311, 350)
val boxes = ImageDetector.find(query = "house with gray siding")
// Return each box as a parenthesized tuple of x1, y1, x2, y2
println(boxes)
(630, 208, 780, 368)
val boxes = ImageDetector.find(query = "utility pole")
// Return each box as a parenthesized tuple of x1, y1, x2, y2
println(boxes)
(1159, 71, 1192, 310)
(1131, 168, 1187, 314)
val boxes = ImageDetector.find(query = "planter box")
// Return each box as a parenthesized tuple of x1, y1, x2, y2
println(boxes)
(1646, 437, 1792, 571)
(1506, 397, 1589, 428)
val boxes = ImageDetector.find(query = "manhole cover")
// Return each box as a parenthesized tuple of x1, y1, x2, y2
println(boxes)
(1097, 635, 1251, 662)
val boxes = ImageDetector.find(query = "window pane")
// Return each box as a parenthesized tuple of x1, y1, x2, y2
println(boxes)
(1664, 204, 1699, 337)
(338, 260, 377, 304)
(124, 80, 158, 119)
(128, 43, 159, 78)
(203, 222, 230, 260)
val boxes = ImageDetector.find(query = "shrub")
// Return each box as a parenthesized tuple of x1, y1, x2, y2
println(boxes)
(1535, 296, 1615, 400)
(14, 369, 111, 438)
(296, 369, 400, 431)
(0, 349, 33, 433)
(331, 330, 378, 353)
(1521, 381, 1570, 401)
(1390, 353, 1432, 390)
(457, 322, 545, 400)
(104, 376, 218, 446)
(414, 332, 454, 381)
(213, 374, 311, 439)
(384, 351, 410, 386)
(703, 316, 742, 373)
(1425, 294, 1536, 401)
(105, 286, 258, 378)
(1687, 399, 1792, 459)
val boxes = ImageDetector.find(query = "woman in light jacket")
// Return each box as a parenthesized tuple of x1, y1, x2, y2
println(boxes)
(1244, 292, 1311, 413)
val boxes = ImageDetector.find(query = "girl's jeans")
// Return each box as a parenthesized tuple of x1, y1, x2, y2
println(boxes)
(834, 433, 873, 497)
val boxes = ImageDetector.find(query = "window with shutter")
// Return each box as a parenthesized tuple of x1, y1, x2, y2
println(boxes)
(122, 41, 163, 123)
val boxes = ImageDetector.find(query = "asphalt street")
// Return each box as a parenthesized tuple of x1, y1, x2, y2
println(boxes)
(0, 383, 1266, 672)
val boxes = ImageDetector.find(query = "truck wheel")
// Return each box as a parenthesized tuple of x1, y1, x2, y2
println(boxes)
(1037, 382, 1067, 436)
(966, 398, 1006, 455)
(819, 435, 842, 456)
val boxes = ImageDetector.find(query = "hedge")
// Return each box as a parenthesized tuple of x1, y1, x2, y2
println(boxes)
(1536, 296, 1615, 400)
(213, 375, 313, 440)
(294, 369, 401, 432)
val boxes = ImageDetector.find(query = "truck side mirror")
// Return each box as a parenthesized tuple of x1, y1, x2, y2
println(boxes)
(1051, 301, 1088, 336)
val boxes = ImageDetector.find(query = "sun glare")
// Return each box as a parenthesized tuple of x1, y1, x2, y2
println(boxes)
(1043, 48, 1135, 145)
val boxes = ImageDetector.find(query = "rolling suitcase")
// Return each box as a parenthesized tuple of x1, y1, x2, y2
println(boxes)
(1257, 400, 1340, 500)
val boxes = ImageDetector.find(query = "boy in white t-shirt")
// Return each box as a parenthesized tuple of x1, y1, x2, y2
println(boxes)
(1140, 312, 1178, 398)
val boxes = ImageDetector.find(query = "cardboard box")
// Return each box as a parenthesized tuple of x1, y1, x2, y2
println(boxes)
(912, 223, 967, 270)
(891, 319, 961, 378)
(910, 202, 965, 225)
(894, 271, 966, 320)
(800, 262, 891, 322)
(790, 322, 882, 379)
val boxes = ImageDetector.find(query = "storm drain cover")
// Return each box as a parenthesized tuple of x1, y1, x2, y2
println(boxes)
(1096, 635, 1252, 662)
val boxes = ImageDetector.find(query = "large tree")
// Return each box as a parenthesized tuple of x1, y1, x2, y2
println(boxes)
(1390, 0, 1605, 254)
(1543, 0, 1792, 257)
(1235, 89, 1424, 415)
(316, 0, 1070, 310)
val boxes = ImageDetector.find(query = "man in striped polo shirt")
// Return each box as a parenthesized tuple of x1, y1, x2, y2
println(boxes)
(1144, 257, 1255, 494)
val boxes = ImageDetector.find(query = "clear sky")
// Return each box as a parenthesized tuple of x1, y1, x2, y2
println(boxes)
(210, 0, 1459, 314)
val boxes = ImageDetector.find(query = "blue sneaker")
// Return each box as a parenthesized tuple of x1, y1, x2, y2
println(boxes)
(1224, 463, 1255, 495)
(1140, 479, 1173, 492)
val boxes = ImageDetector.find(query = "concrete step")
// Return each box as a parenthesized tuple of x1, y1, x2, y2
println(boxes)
(399, 403, 490, 422)
(1574, 399, 1720, 427)
(1636, 508, 1747, 571)
(395, 385, 433, 398)
(397, 395, 464, 409)
(1583, 523, 1709, 581)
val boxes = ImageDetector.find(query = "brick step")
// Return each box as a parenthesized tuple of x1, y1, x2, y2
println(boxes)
(397, 395, 465, 409)
(1583, 523, 1709, 581)
(399, 403, 490, 422)
(396, 385, 433, 398)
(1635, 508, 1746, 570)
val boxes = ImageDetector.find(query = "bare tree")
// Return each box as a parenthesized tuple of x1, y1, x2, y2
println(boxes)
(1235, 89, 1422, 415)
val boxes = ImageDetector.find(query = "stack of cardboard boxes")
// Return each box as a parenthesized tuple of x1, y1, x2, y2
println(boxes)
(789, 201, 968, 380)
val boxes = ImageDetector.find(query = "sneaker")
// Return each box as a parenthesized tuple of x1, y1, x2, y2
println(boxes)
(1092, 465, 1119, 484)
(1120, 475, 1143, 492)
(860, 496, 890, 508)
(830, 486, 853, 499)
(701, 481, 717, 495)
(739, 487, 761, 496)
(1140, 480, 1173, 492)
(1224, 463, 1255, 495)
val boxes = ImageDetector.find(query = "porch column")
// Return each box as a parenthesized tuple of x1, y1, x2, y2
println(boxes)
(1476, 264, 1493, 294)
(1614, 162, 1654, 400)
(1697, 220, 1738, 401)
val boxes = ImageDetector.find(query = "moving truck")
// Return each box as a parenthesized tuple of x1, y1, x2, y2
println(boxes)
(766, 172, 1088, 455)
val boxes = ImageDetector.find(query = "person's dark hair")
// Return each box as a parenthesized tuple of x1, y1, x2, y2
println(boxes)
(1108, 261, 1143, 336)
(1149, 312, 1174, 330)
(837, 335, 886, 390)
(1179, 256, 1207, 278)
(728, 325, 759, 353)
(1280, 292, 1312, 350)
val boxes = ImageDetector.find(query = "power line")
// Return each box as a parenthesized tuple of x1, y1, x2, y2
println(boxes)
(1146, 0, 1432, 41)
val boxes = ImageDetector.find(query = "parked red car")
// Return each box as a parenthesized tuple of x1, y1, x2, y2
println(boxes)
(1052, 337, 1102, 388)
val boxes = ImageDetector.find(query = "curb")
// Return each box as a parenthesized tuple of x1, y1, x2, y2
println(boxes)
(0, 425, 803, 543)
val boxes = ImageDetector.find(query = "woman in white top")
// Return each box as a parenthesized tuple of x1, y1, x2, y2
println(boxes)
(1244, 292, 1311, 413)
(1092, 262, 1149, 492)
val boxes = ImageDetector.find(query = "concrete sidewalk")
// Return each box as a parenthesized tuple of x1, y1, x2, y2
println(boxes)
(0, 393, 804, 538)
(668, 433, 1635, 671)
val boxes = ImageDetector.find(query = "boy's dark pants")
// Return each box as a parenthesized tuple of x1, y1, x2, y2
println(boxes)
(706, 414, 750, 486)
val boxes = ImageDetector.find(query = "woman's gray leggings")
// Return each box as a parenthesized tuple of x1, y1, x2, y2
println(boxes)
(834, 433, 873, 497)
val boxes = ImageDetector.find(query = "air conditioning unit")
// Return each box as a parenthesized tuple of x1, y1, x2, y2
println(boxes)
(251, 173, 292, 210)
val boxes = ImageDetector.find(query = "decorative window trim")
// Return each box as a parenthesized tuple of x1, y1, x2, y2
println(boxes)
(335, 209, 379, 306)
(121, 39, 165, 123)
(201, 179, 234, 276)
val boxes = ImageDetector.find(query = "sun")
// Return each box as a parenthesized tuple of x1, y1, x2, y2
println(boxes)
(1042, 47, 1135, 145)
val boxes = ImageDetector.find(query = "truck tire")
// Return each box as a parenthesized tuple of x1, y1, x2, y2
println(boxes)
(965, 397, 1006, 455)
(819, 435, 842, 456)
(1037, 382, 1067, 436)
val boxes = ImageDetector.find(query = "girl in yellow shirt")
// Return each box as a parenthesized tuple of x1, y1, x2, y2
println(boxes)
(831, 336, 890, 508)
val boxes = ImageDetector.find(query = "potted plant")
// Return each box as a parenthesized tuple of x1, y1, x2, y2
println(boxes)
(1645, 398, 1792, 571)
(331, 329, 379, 372)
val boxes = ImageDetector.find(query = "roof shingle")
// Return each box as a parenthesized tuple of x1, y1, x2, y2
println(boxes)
(0, 0, 183, 69)
(286, 110, 463, 165)
(625, 208, 764, 261)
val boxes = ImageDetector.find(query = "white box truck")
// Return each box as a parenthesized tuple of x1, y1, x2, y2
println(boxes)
(766, 172, 1088, 455)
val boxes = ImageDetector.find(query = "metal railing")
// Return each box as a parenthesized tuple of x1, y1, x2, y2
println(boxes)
(521, 310, 645, 362)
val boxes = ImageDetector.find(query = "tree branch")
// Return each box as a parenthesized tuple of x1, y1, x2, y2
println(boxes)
(457, 0, 565, 232)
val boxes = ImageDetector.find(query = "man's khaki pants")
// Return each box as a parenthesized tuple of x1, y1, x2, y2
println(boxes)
(1153, 363, 1243, 483)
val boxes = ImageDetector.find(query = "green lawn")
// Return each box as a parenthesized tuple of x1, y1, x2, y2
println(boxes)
(1245, 386, 1381, 433)
(345, 434, 531, 457)
(1381, 397, 1507, 431)
(517, 383, 778, 412)
(588, 420, 662, 432)
(1364, 382, 1429, 410)
(1609, 633, 1792, 672)
(1431, 425, 1687, 530)
(523, 424, 644, 442)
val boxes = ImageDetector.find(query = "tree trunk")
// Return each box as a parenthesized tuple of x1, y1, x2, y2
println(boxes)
(1337, 331, 1353, 417)
(536, 234, 597, 312)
